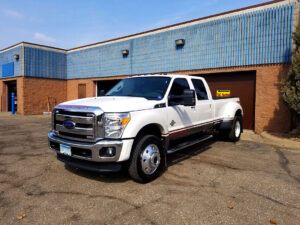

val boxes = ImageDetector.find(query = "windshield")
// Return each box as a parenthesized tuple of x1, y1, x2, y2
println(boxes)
(105, 77, 171, 100)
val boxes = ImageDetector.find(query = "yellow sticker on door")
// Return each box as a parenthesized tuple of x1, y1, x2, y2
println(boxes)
(216, 90, 230, 97)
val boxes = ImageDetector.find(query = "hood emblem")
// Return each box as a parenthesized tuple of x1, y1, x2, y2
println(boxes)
(63, 120, 76, 129)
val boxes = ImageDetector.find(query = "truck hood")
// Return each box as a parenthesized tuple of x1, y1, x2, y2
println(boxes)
(59, 96, 161, 112)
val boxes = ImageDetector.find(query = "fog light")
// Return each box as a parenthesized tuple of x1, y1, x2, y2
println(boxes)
(100, 147, 116, 157)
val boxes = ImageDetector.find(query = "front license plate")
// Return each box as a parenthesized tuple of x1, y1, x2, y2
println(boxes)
(60, 144, 71, 156)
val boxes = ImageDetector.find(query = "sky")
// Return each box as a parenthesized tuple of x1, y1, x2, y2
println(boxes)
(0, 0, 268, 50)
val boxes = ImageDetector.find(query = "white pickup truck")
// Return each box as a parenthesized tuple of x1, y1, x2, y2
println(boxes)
(48, 75, 243, 183)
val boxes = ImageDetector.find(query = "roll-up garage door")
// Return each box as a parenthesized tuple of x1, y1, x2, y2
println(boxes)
(200, 71, 255, 130)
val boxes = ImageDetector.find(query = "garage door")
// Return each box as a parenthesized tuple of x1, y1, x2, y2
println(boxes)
(96, 80, 121, 96)
(200, 71, 255, 130)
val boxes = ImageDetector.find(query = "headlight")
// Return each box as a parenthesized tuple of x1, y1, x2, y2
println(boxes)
(103, 113, 130, 138)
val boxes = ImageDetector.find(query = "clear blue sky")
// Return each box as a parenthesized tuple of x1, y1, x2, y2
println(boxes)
(0, 0, 267, 50)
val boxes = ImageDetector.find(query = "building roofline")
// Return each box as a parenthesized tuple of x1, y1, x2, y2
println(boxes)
(0, 42, 67, 53)
(0, 0, 288, 53)
(68, 0, 286, 51)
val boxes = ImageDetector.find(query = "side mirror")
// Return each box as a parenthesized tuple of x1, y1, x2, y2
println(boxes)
(183, 89, 196, 106)
(168, 89, 196, 106)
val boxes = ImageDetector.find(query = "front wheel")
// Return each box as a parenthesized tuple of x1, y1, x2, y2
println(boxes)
(128, 135, 164, 183)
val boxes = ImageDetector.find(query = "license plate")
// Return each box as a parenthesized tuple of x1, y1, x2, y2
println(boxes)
(60, 144, 71, 156)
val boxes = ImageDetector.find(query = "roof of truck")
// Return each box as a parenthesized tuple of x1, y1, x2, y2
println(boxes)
(131, 74, 203, 79)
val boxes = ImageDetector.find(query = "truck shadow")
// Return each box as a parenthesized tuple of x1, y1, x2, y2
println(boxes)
(167, 138, 216, 167)
(64, 137, 217, 183)
(64, 164, 131, 183)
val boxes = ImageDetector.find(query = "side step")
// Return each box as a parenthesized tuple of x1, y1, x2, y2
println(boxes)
(167, 135, 213, 154)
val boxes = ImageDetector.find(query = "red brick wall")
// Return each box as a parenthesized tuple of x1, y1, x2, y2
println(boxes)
(67, 79, 95, 101)
(22, 77, 67, 114)
(255, 65, 291, 133)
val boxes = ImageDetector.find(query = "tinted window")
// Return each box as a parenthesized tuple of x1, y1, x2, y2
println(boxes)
(192, 79, 208, 100)
(169, 78, 190, 96)
(105, 77, 171, 100)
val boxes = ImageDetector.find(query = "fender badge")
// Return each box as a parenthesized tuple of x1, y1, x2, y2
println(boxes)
(170, 120, 176, 126)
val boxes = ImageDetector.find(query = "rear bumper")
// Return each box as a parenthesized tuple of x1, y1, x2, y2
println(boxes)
(48, 131, 134, 162)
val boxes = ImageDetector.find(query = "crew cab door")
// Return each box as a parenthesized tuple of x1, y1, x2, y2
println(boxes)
(166, 78, 196, 139)
(191, 78, 214, 129)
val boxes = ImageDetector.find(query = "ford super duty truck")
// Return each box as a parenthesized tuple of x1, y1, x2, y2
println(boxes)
(48, 75, 243, 183)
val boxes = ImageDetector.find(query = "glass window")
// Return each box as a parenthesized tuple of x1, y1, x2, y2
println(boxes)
(169, 78, 190, 96)
(105, 77, 171, 100)
(192, 79, 208, 100)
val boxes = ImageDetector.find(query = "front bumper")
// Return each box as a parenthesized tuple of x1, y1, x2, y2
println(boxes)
(57, 154, 123, 173)
(48, 131, 133, 163)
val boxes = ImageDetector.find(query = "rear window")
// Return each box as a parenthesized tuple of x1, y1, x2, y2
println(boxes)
(192, 79, 208, 100)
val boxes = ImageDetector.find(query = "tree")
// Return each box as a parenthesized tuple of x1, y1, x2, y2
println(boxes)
(281, 21, 300, 131)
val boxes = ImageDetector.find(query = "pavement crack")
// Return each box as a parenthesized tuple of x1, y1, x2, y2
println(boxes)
(26, 190, 139, 209)
(275, 149, 300, 183)
(240, 186, 300, 210)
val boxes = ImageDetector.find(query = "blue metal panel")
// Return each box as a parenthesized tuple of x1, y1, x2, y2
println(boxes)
(283, 5, 287, 63)
(2, 62, 14, 77)
(246, 13, 250, 65)
(250, 12, 254, 65)
(0, 46, 21, 78)
(267, 7, 271, 64)
(262, 9, 266, 64)
(290, 3, 294, 62)
(278, 5, 283, 63)
(24, 47, 67, 79)
(286, 4, 291, 62)
(274, 6, 279, 63)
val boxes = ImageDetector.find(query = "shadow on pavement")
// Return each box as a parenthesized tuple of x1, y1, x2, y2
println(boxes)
(167, 138, 216, 167)
(64, 138, 217, 183)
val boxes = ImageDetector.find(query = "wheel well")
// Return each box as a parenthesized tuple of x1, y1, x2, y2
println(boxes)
(235, 109, 243, 132)
(235, 109, 242, 118)
(135, 124, 162, 139)
(130, 124, 165, 161)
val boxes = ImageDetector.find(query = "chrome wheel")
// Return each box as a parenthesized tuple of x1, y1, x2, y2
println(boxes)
(140, 144, 161, 175)
(235, 120, 241, 138)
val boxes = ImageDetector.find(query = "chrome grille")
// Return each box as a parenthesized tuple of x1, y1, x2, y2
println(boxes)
(52, 106, 104, 142)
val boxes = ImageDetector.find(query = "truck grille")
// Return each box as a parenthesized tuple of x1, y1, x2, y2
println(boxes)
(53, 108, 103, 142)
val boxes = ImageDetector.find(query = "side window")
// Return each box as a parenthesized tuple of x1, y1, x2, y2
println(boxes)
(192, 79, 208, 100)
(169, 78, 190, 96)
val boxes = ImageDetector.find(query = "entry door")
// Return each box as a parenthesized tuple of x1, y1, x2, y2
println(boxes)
(78, 84, 86, 99)
(167, 78, 195, 138)
(190, 78, 213, 124)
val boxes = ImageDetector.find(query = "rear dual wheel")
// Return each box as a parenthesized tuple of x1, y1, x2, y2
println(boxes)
(228, 116, 242, 142)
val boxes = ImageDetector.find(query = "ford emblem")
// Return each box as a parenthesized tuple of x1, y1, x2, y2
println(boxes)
(63, 120, 76, 129)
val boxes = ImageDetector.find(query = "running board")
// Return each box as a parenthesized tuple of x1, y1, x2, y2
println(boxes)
(167, 135, 213, 154)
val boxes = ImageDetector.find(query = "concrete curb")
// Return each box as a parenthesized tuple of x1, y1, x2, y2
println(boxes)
(260, 132, 300, 150)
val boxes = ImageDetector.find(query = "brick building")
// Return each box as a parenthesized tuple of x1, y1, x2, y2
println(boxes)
(0, 0, 299, 133)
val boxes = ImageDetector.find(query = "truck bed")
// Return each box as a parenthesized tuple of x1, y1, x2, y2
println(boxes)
(213, 97, 240, 120)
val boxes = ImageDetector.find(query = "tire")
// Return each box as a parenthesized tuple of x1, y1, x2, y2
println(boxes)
(228, 116, 242, 142)
(128, 135, 165, 183)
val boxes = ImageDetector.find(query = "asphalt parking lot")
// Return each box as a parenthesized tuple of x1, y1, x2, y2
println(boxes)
(0, 114, 299, 225)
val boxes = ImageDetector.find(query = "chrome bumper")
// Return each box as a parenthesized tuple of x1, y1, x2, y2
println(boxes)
(48, 131, 123, 162)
